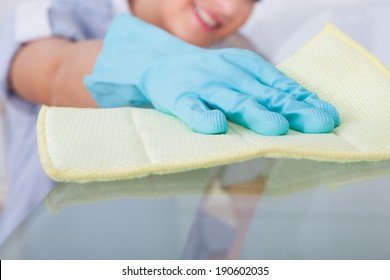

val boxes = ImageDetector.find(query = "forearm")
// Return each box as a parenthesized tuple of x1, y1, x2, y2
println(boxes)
(10, 38, 102, 108)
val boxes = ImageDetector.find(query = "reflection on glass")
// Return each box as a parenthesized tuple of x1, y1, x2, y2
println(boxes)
(46, 168, 211, 214)
(45, 159, 390, 214)
(180, 159, 390, 259)
(0, 158, 389, 259)
(182, 166, 265, 259)
(264, 159, 390, 196)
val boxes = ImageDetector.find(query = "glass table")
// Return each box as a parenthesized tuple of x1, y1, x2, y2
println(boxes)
(1, 158, 390, 259)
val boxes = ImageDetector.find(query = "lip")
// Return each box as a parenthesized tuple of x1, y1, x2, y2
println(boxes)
(191, 4, 222, 33)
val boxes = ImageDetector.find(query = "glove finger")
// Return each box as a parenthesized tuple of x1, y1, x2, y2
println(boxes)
(240, 79, 335, 133)
(202, 88, 289, 136)
(173, 95, 228, 134)
(303, 96, 341, 128)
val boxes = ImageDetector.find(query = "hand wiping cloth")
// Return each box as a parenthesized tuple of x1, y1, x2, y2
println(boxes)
(84, 15, 340, 136)
(37, 23, 390, 183)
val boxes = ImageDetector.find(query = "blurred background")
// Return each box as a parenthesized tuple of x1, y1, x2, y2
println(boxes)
(0, 0, 389, 223)
(242, 0, 390, 66)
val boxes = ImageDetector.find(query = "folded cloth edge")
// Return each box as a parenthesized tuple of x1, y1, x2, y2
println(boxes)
(322, 22, 390, 80)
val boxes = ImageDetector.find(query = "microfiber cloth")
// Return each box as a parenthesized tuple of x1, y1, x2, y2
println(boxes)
(37, 23, 390, 183)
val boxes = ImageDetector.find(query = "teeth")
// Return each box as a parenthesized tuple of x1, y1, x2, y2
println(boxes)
(195, 5, 219, 28)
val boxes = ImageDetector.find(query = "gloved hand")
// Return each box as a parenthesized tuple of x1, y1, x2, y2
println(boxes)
(85, 15, 340, 136)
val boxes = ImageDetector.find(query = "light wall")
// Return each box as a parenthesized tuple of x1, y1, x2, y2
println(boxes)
(0, 0, 23, 18)
(242, 0, 390, 65)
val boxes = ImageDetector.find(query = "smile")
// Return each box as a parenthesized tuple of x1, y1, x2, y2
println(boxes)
(193, 4, 222, 31)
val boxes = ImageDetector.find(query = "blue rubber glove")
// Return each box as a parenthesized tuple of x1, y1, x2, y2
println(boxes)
(85, 15, 340, 136)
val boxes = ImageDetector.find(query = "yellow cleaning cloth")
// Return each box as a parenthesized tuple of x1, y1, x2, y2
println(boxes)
(37, 23, 390, 183)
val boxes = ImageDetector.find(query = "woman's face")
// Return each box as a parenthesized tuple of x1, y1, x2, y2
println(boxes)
(130, 0, 256, 46)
